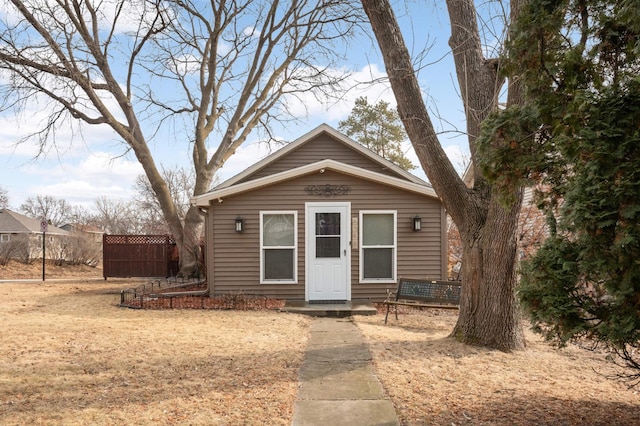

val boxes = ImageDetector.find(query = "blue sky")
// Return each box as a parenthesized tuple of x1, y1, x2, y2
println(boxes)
(0, 0, 473, 211)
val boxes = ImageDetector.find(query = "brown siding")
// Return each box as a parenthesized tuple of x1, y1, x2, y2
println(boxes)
(207, 169, 444, 301)
(240, 133, 404, 183)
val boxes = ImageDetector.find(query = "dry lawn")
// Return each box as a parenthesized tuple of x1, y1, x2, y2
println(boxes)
(1, 266, 639, 425)
(0, 260, 103, 280)
(0, 280, 311, 425)
(355, 310, 640, 425)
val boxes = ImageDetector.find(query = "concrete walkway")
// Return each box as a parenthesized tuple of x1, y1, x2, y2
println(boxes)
(292, 317, 399, 426)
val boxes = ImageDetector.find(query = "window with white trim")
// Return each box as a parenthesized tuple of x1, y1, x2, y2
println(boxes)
(0, 234, 9, 243)
(260, 211, 297, 283)
(360, 211, 396, 282)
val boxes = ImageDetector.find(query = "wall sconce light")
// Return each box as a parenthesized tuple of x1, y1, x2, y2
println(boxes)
(412, 215, 422, 232)
(235, 217, 245, 232)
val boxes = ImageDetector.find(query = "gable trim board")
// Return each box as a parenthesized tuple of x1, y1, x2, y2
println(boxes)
(193, 159, 438, 206)
(195, 124, 447, 302)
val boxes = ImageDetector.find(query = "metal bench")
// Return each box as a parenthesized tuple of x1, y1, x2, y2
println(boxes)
(384, 277, 461, 324)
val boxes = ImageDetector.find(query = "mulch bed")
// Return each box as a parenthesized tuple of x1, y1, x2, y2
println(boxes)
(122, 292, 286, 310)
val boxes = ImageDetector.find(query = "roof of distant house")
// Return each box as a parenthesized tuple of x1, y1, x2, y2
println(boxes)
(0, 209, 69, 235)
(59, 223, 105, 234)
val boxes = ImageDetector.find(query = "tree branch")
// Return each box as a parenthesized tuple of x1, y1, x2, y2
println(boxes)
(361, 0, 472, 227)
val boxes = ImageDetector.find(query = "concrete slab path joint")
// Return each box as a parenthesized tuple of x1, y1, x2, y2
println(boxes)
(292, 317, 399, 426)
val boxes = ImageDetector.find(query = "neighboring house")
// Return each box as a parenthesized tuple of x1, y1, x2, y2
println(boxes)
(59, 223, 105, 244)
(192, 124, 448, 302)
(0, 209, 70, 262)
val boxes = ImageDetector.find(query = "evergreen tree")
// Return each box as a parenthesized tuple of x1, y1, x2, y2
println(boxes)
(478, 0, 640, 382)
(339, 97, 415, 171)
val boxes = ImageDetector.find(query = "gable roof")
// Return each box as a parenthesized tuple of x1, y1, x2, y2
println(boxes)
(193, 158, 438, 206)
(214, 123, 429, 191)
(193, 124, 438, 206)
(0, 209, 69, 235)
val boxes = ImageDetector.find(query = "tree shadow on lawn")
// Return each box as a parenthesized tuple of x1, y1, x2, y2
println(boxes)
(438, 393, 640, 425)
(357, 317, 640, 425)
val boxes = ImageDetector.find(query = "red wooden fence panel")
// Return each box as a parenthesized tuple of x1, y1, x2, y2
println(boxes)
(103, 235, 179, 278)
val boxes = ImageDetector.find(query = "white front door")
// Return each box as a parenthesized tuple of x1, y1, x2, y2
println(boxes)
(305, 202, 350, 301)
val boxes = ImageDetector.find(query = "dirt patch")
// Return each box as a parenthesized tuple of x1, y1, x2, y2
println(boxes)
(354, 309, 640, 425)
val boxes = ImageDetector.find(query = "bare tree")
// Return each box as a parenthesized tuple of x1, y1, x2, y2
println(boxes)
(90, 197, 138, 235)
(362, 0, 526, 350)
(0, 238, 27, 265)
(0, 186, 8, 209)
(133, 166, 198, 235)
(0, 0, 360, 276)
(20, 195, 73, 226)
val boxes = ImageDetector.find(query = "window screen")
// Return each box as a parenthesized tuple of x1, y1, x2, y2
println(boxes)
(361, 212, 395, 281)
(261, 212, 296, 282)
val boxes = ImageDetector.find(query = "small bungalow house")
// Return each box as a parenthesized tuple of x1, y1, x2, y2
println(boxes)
(192, 124, 448, 302)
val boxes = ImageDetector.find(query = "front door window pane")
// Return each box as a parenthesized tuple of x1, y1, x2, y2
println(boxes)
(315, 212, 340, 258)
(315, 213, 340, 235)
(316, 237, 340, 258)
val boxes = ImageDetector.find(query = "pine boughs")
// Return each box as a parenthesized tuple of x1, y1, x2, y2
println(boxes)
(479, 0, 640, 378)
(339, 96, 415, 171)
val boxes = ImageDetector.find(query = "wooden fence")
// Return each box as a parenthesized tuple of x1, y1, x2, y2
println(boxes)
(103, 235, 179, 279)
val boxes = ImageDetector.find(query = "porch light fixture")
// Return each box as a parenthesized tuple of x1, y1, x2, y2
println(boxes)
(412, 215, 422, 232)
(235, 217, 245, 232)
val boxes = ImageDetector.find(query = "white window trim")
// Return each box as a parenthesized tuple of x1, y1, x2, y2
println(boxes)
(0, 234, 10, 243)
(260, 211, 298, 284)
(359, 210, 397, 283)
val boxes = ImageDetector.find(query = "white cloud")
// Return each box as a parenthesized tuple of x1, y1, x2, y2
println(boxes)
(216, 141, 273, 183)
(401, 141, 469, 182)
(28, 180, 133, 209)
(4, 151, 143, 209)
(279, 64, 396, 125)
(444, 144, 470, 173)
(0, 79, 125, 162)
(242, 25, 256, 38)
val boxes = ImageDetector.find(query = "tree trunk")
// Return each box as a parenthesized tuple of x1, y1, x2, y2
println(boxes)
(176, 205, 205, 277)
(362, 0, 525, 351)
(453, 194, 524, 350)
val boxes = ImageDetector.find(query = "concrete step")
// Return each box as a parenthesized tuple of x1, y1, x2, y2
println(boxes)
(280, 301, 377, 317)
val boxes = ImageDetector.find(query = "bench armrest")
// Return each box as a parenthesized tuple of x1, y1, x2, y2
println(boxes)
(384, 288, 396, 303)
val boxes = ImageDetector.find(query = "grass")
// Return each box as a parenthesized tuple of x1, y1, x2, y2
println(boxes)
(1, 273, 639, 425)
(0, 281, 310, 425)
